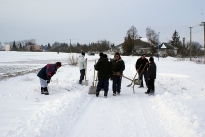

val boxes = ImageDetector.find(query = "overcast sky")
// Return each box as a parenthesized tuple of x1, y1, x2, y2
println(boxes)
(0, 0, 204, 46)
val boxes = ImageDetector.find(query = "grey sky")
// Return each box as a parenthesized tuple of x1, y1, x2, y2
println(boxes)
(0, 0, 204, 46)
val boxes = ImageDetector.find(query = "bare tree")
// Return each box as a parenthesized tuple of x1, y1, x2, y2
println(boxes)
(127, 26, 139, 40)
(146, 27, 158, 46)
(126, 26, 139, 53)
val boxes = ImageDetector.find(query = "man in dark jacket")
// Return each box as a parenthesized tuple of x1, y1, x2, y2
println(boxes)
(98, 52, 104, 62)
(135, 54, 149, 88)
(37, 62, 62, 95)
(110, 52, 125, 96)
(145, 57, 156, 95)
(95, 54, 112, 98)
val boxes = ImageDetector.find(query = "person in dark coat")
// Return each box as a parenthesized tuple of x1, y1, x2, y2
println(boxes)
(98, 52, 104, 62)
(135, 54, 149, 88)
(37, 62, 62, 95)
(97, 52, 104, 90)
(110, 52, 125, 96)
(95, 54, 112, 98)
(145, 57, 156, 94)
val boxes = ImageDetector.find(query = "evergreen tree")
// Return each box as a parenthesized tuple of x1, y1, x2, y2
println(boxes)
(47, 43, 51, 50)
(171, 30, 181, 48)
(19, 43, 22, 50)
(122, 34, 132, 54)
(12, 41, 18, 51)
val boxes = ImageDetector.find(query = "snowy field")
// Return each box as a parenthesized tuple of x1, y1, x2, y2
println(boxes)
(0, 51, 205, 137)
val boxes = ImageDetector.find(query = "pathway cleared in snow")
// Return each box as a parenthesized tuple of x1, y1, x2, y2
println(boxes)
(62, 60, 170, 137)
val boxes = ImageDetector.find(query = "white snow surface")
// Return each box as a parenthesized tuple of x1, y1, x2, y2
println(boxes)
(0, 52, 205, 137)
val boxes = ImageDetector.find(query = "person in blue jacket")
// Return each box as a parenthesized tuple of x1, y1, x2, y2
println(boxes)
(37, 62, 62, 95)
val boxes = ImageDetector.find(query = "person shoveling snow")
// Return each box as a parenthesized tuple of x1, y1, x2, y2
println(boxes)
(37, 62, 62, 95)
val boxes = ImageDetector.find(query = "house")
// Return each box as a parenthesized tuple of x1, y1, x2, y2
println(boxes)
(5, 44, 11, 51)
(158, 43, 177, 57)
(132, 38, 152, 55)
(25, 45, 42, 51)
(32, 45, 42, 51)
(114, 38, 153, 55)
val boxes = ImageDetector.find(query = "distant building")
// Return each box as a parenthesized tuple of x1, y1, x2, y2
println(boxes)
(115, 38, 153, 55)
(25, 45, 42, 51)
(5, 44, 11, 51)
(159, 43, 178, 57)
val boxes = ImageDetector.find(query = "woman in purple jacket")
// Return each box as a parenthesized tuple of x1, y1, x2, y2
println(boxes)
(37, 62, 61, 95)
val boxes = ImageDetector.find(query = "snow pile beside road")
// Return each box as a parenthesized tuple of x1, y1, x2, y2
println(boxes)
(9, 90, 92, 137)
(151, 74, 205, 137)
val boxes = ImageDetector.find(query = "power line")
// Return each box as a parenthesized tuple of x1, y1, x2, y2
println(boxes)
(193, 29, 203, 33)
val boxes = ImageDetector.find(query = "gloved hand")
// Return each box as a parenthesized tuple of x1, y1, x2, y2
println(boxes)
(47, 76, 51, 84)
(116, 72, 121, 76)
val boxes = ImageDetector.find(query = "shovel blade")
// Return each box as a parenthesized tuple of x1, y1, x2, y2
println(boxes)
(88, 86, 96, 94)
(127, 84, 132, 87)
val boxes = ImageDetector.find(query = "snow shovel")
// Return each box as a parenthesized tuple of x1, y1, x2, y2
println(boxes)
(88, 60, 97, 94)
(113, 72, 139, 85)
(113, 72, 139, 93)
(84, 58, 88, 86)
(132, 63, 148, 93)
(127, 64, 142, 87)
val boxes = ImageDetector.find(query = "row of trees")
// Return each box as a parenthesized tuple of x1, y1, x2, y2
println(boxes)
(5, 39, 113, 53)
(49, 40, 113, 53)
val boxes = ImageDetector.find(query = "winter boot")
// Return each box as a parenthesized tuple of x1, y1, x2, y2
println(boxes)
(113, 92, 116, 96)
(104, 91, 108, 98)
(96, 91, 99, 97)
(145, 90, 150, 94)
(44, 87, 49, 95)
(117, 92, 120, 95)
(41, 87, 44, 94)
(149, 89, 154, 96)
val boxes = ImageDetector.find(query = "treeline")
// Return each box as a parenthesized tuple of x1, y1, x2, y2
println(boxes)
(49, 40, 114, 53)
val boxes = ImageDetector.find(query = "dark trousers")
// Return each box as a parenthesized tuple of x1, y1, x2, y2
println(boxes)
(112, 75, 122, 93)
(79, 69, 85, 82)
(147, 79, 155, 93)
(138, 70, 148, 87)
(96, 79, 109, 95)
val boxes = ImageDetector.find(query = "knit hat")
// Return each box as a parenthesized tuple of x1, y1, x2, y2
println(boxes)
(99, 52, 103, 57)
(56, 62, 62, 67)
(82, 52, 85, 56)
(103, 54, 107, 58)
(141, 53, 145, 56)
(149, 57, 154, 62)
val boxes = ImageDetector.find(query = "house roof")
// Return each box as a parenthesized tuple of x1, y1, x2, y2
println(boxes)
(159, 43, 175, 49)
(115, 38, 151, 49)
(133, 39, 151, 50)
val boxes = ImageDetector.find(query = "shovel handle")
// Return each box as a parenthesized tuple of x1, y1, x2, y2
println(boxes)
(138, 63, 148, 78)
(130, 64, 142, 84)
(93, 60, 96, 86)
(113, 73, 133, 81)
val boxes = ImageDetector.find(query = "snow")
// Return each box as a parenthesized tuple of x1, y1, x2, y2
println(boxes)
(0, 51, 205, 137)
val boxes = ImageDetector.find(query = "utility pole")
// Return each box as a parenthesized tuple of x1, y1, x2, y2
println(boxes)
(158, 32, 160, 61)
(70, 39, 71, 54)
(200, 22, 205, 63)
(183, 37, 185, 46)
(189, 27, 193, 61)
